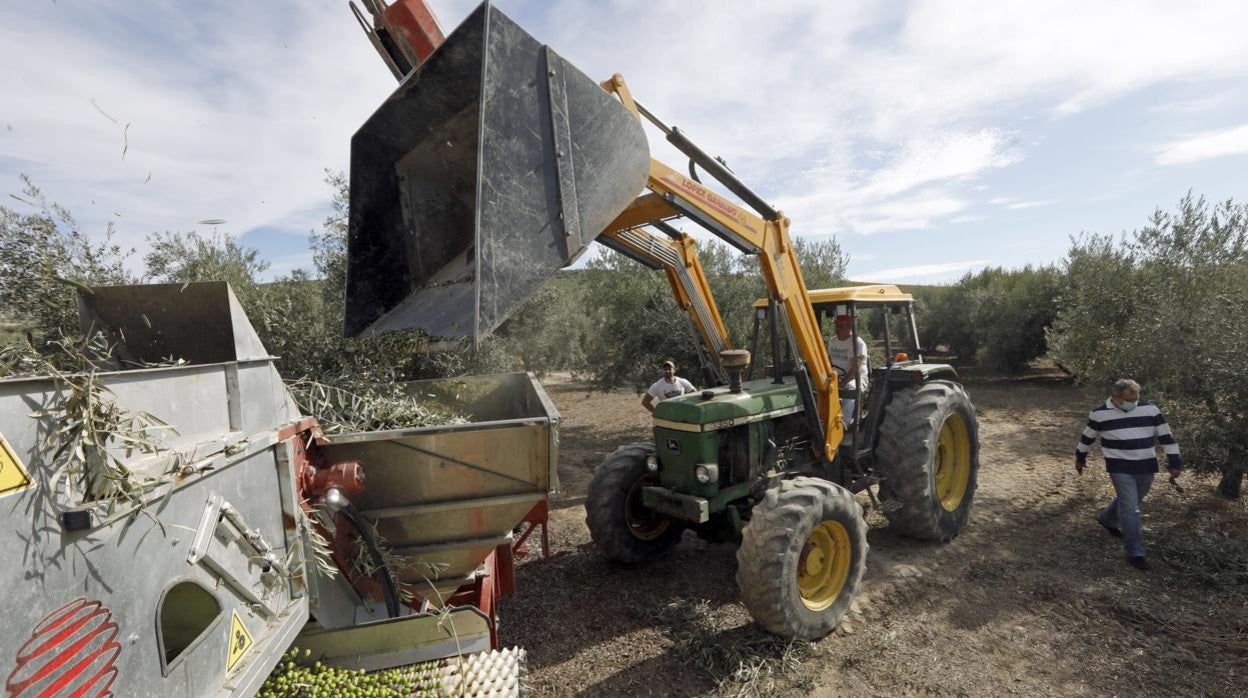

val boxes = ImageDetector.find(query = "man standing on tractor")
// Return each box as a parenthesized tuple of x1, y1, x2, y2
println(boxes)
(828, 314, 869, 428)
(1075, 378, 1182, 571)
(641, 360, 697, 413)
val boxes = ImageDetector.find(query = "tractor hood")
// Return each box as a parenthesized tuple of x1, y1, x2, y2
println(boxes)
(652, 379, 802, 432)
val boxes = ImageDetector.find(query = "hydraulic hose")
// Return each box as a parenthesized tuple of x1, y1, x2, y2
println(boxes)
(340, 503, 402, 619)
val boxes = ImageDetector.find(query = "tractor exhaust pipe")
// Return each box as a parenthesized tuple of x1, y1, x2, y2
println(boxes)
(721, 349, 751, 394)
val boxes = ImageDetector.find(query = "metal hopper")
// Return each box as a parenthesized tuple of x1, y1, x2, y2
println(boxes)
(344, 1, 650, 342)
(311, 372, 559, 606)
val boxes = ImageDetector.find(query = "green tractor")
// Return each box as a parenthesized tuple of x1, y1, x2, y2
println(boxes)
(586, 285, 980, 639)
(331, 0, 980, 642)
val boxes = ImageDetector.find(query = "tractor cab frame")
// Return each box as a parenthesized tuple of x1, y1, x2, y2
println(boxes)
(747, 284, 957, 479)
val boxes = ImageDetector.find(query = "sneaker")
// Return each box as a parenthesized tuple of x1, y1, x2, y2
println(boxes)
(1097, 516, 1123, 538)
(1127, 556, 1150, 571)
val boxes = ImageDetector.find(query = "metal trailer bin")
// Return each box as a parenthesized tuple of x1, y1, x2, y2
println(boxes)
(0, 283, 308, 698)
(299, 372, 560, 669)
(0, 283, 557, 696)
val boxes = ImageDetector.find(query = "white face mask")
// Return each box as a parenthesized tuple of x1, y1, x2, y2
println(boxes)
(1119, 400, 1137, 412)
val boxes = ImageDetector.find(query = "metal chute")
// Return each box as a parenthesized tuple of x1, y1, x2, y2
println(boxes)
(344, 1, 650, 341)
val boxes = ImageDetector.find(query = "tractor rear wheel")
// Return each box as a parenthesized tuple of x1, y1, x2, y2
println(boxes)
(586, 442, 684, 563)
(736, 477, 868, 640)
(876, 380, 980, 541)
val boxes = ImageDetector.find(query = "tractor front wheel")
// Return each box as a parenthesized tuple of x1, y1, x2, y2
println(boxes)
(586, 442, 684, 563)
(736, 477, 868, 640)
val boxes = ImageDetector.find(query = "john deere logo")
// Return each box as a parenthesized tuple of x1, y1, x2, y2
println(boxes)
(665, 438, 680, 454)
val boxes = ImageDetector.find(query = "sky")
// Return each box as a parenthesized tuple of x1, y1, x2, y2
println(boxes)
(2, 1, 1248, 284)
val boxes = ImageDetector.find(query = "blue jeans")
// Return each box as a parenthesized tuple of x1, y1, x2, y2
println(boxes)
(1099, 472, 1155, 558)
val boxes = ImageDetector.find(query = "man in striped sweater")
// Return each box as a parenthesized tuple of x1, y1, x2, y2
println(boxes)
(1075, 378, 1182, 571)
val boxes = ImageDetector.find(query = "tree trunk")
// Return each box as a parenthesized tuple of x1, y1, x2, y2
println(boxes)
(1219, 467, 1243, 499)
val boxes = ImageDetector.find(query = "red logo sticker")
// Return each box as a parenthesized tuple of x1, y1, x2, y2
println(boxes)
(6, 598, 121, 697)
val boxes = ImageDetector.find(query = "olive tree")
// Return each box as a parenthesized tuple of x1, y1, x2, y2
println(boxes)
(1049, 193, 1248, 497)
(577, 235, 848, 391)
(0, 176, 133, 339)
(916, 265, 1061, 373)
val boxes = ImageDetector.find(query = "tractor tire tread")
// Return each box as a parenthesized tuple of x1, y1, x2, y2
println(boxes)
(585, 442, 683, 563)
(735, 477, 869, 640)
(875, 380, 980, 542)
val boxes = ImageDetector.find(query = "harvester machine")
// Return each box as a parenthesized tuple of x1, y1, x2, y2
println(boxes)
(0, 283, 552, 696)
(345, 0, 982, 641)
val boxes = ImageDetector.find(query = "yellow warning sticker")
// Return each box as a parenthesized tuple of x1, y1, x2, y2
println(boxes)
(226, 611, 254, 673)
(0, 434, 33, 498)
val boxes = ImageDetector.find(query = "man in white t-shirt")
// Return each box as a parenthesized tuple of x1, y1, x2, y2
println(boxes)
(827, 314, 869, 428)
(642, 360, 697, 413)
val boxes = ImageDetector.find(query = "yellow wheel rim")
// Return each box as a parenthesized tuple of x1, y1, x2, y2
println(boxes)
(935, 413, 971, 512)
(797, 521, 852, 611)
(625, 474, 670, 541)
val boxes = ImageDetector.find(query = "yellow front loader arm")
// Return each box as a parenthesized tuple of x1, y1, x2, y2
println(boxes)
(601, 75, 845, 459)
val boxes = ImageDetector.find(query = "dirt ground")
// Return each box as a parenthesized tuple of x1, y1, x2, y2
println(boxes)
(499, 368, 1248, 697)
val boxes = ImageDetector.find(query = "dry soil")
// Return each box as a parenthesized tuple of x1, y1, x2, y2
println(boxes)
(499, 368, 1247, 697)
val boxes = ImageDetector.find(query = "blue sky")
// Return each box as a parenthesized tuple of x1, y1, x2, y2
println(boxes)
(3, 1, 1247, 284)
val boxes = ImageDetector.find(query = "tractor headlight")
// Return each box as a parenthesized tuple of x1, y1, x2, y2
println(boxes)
(645, 455, 659, 472)
(695, 463, 719, 484)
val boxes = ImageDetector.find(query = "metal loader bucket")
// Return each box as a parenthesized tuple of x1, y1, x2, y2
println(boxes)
(345, 1, 650, 341)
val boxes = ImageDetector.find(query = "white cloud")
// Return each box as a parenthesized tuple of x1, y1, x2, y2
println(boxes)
(856, 259, 990, 282)
(884, 2, 1248, 127)
(856, 130, 1020, 200)
(949, 214, 984, 224)
(0, 1, 398, 273)
(4, 0, 1248, 283)
(1005, 199, 1054, 209)
(1154, 124, 1248, 165)
(852, 194, 968, 234)
(770, 130, 1016, 235)
(1146, 92, 1236, 116)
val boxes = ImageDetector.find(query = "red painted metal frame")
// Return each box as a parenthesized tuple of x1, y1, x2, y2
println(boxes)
(512, 500, 550, 559)
(445, 501, 552, 648)
(381, 0, 445, 64)
(290, 417, 552, 650)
